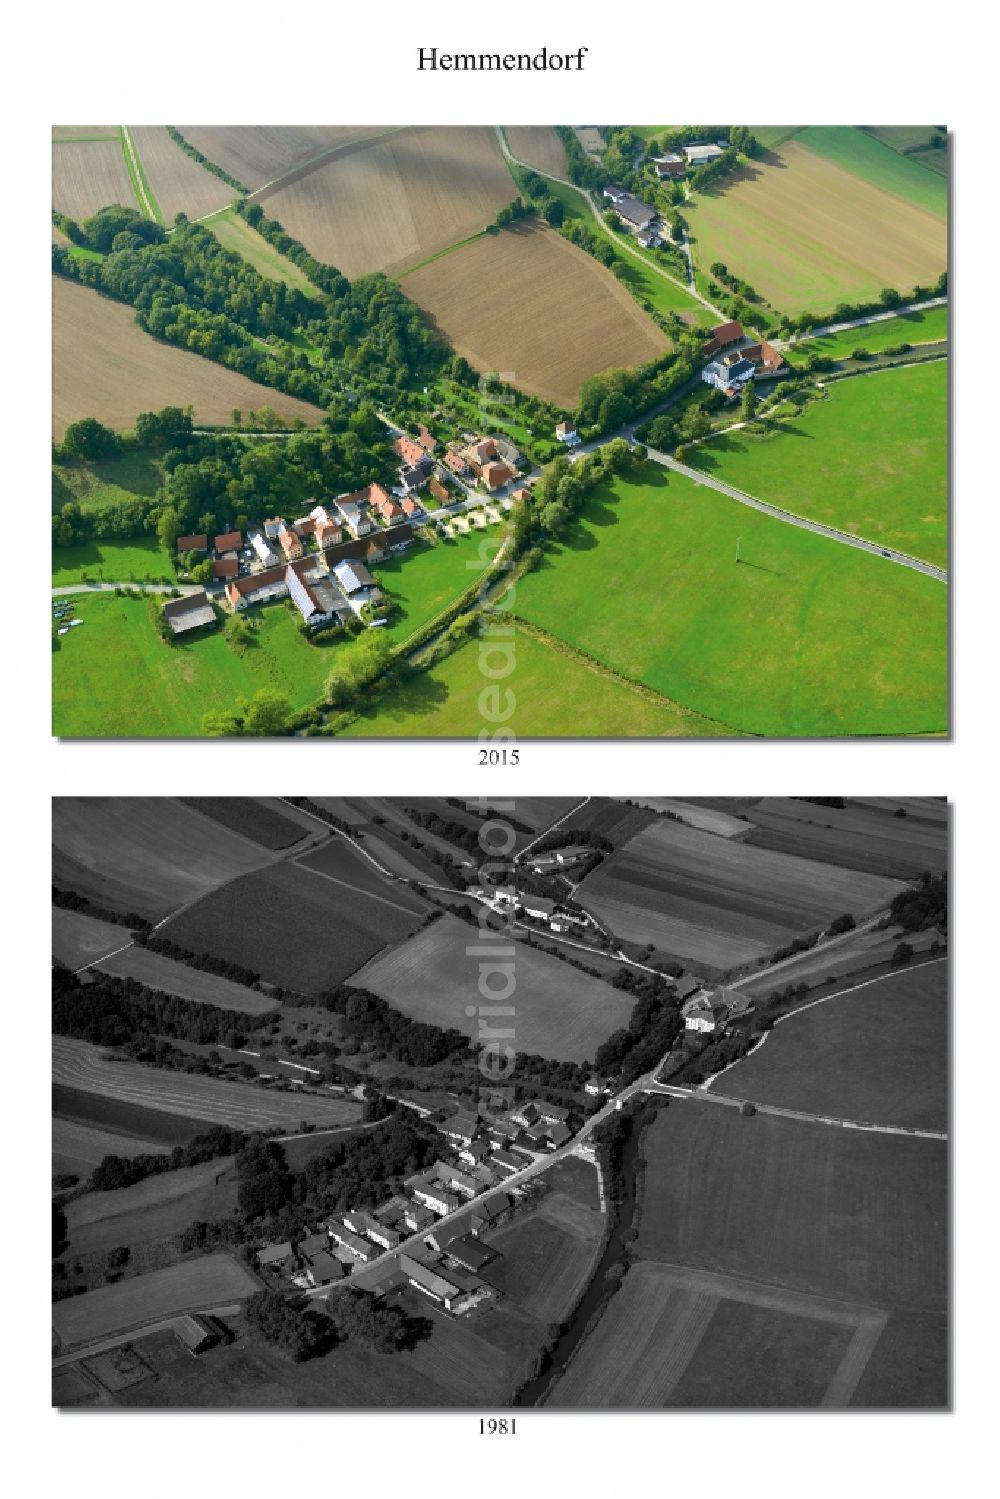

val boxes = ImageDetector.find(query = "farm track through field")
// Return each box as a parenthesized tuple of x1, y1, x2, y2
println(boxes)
(120, 127, 160, 223)
(247, 127, 408, 204)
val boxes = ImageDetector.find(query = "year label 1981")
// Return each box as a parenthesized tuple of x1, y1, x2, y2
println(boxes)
(479, 1417, 516, 1434)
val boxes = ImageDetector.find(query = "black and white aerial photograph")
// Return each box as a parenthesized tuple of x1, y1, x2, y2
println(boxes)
(51, 795, 948, 1410)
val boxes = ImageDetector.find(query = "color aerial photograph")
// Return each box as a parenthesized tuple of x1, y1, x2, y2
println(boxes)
(50, 125, 948, 738)
(51, 794, 948, 1409)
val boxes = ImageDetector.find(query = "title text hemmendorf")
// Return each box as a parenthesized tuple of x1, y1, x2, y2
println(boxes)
(417, 47, 588, 72)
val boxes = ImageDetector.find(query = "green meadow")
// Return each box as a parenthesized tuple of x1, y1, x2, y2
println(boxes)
(690, 361, 947, 567)
(206, 209, 322, 296)
(374, 528, 506, 646)
(339, 624, 723, 738)
(52, 594, 337, 737)
(795, 127, 947, 216)
(52, 537, 173, 585)
(510, 463, 947, 737)
(52, 452, 165, 515)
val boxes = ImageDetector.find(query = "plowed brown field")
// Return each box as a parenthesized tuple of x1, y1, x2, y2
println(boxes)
(260, 126, 515, 278)
(53, 278, 325, 437)
(53, 138, 137, 220)
(403, 219, 669, 408)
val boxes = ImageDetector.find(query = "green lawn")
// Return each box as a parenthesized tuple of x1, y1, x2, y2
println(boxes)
(206, 209, 321, 297)
(52, 594, 339, 737)
(796, 304, 948, 361)
(339, 623, 723, 737)
(52, 537, 173, 585)
(689, 361, 947, 566)
(795, 127, 947, 217)
(53, 452, 165, 515)
(511, 463, 947, 737)
(373, 528, 507, 646)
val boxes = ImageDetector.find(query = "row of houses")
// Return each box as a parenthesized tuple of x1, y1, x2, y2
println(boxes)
(478, 884, 591, 937)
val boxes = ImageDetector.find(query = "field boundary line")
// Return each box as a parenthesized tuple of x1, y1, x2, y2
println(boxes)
(247, 126, 409, 204)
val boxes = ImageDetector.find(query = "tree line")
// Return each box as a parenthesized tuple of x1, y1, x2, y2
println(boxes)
(88, 1125, 247, 1193)
(53, 885, 151, 933)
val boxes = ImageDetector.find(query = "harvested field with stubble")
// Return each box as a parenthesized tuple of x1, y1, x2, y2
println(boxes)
(53, 797, 281, 922)
(161, 857, 425, 993)
(53, 1037, 363, 1131)
(52, 278, 325, 438)
(686, 139, 946, 314)
(260, 126, 514, 278)
(178, 125, 386, 193)
(351, 913, 635, 1062)
(714, 961, 948, 1130)
(94, 946, 281, 1015)
(402, 220, 669, 409)
(636, 1105, 946, 1312)
(179, 797, 317, 851)
(546, 1259, 879, 1409)
(52, 136, 137, 220)
(127, 127, 234, 221)
(743, 795, 949, 877)
(53, 1117, 164, 1179)
(52, 1254, 259, 1350)
(576, 818, 904, 970)
(505, 126, 569, 177)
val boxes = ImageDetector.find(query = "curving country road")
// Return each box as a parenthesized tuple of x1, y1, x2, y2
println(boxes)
(495, 127, 723, 319)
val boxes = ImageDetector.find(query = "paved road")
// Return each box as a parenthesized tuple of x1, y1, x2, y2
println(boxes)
(643, 445, 948, 582)
(316, 1060, 667, 1297)
(52, 582, 203, 597)
(785, 297, 948, 349)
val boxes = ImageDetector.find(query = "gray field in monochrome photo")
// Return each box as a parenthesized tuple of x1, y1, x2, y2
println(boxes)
(52, 124, 947, 739)
(52, 795, 948, 1409)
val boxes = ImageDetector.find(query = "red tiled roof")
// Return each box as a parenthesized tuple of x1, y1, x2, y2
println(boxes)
(177, 534, 208, 552)
(215, 530, 242, 553)
(702, 320, 744, 358)
(393, 435, 425, 467)
(482, 461, 513, 489)
(213, 556, 239, 579)
(429, 478, 449, 503)
(417, 424, 438, 451)
(444, 450, 468, 474)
